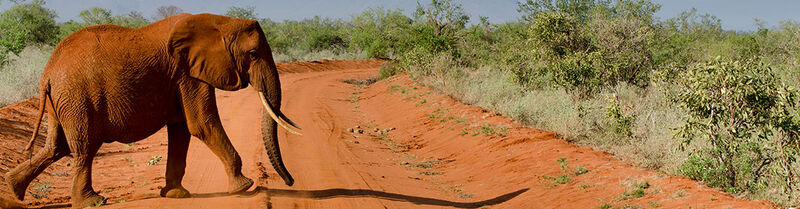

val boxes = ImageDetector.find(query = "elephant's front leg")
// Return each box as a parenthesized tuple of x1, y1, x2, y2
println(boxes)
(161, 122, 192, 198)
(180, 82, 253, 194)
(194, 120, 254, 194)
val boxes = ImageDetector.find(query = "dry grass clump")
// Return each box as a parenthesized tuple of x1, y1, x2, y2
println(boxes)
(0, 45, 52, 107)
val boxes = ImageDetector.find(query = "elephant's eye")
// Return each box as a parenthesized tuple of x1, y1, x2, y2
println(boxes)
(248, 51, 258, 60)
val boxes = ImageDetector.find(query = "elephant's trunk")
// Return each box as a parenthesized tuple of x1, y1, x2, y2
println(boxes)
(252, 40, 298, 186)
(259, 94, 302, 136)
(260, 91, 295, 186)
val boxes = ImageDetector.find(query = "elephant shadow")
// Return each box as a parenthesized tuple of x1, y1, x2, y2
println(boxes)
(194, 186, 530, 208)
(25, 187, 528, 208)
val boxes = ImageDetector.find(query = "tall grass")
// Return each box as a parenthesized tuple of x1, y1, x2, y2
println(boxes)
(0, 45, 52, 107)
(407, 55, 687, 172)
(272, 48, 369, 63)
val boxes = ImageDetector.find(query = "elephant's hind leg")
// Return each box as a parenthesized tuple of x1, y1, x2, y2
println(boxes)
(67, 135, 105, 208)
(160, 122, 191, 198)
(5, 118, 69, 201)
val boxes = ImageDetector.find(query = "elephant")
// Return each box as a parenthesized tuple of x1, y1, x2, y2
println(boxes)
(3, 13, 301, 208)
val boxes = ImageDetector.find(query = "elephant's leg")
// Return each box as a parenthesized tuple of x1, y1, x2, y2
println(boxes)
(160, 122, 191, 198)
(5, 119, 69, 200)
(68, 139, 105, 208)
(181, 83, 252, 194)
(196, 125, 253, 194)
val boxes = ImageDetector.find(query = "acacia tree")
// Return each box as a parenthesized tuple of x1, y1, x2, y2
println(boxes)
(153, 5, 183, 21)
(117, 11, 148, 27)
(517, 0, 595, 23)
(225, 6, 257, 20)
(77, 7, 149, 27)
(413, 0, 468, 37)
(55, 7, 150, 40)
(78, 7, 112, 25)
(402, 0, 470, 57)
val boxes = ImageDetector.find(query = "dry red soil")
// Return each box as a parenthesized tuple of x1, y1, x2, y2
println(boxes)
(0, 59, 774, 208)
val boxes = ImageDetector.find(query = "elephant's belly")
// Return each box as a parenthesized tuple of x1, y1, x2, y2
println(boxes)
(101, 88, 183, 143)
(101, 103, 180, 144)
(104, 121, 167, 144)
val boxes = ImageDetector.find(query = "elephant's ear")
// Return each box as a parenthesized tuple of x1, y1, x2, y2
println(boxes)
(168, 14, 242, 90)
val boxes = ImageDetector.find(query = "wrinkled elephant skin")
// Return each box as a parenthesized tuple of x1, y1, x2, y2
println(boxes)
(3, 13, 299, 208)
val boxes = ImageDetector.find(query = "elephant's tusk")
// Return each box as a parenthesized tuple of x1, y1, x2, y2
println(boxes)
(277, 111, 301, 129)
(259, 93, 303, 136)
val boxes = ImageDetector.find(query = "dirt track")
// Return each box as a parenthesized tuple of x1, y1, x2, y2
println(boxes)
(0, 59, 774, 208)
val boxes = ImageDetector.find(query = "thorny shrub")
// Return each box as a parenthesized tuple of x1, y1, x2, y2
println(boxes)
(676, 58, 800, 197)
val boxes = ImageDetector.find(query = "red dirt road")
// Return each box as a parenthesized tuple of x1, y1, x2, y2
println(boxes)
(0, 59, 773, 208)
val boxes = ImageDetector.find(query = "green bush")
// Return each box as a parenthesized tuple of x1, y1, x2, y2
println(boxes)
(679, 152, 732, 190)
(515, 1, 659, 96)
(378, 61, 402, 79)
(458, 16, 494, 66)
(605, 95, 635, 138)
(406, 0, 467, 57)
(588, 14, 654, 87)
(305, 23, 346, 51)
(512, 11, 595, 92)
(0, 0, 58, 64)
(345, 7, 412, 59)
(259, 16, 347, 56)
(488, 21, 539, 85)
(548, 51, 603, 96)
(528, 11, 590, 57)
(676, 58, 800, 194)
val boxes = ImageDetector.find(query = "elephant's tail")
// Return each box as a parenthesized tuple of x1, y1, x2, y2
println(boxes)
(23, 81, 51, 155)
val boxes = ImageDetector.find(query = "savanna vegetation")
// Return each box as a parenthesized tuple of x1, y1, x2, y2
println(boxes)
(1, 0, 799, 205)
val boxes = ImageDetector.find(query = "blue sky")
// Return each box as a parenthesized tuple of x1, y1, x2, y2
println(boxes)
(1, 0, 798, 31)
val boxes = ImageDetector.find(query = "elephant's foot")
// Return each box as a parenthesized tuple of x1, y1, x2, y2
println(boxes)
(228, 175, 253, 194)
(160, 185, 191, 198)
(5, 171, 27, 200)
(74, 192, 106, 208)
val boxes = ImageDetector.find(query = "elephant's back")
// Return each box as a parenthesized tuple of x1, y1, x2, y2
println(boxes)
(44, 25, 132, 84)
(42, 23, 170, 92)
(46, 25, 153, 69)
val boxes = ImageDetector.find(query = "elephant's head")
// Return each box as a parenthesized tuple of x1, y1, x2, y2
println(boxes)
(167, 13, 300, 186)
